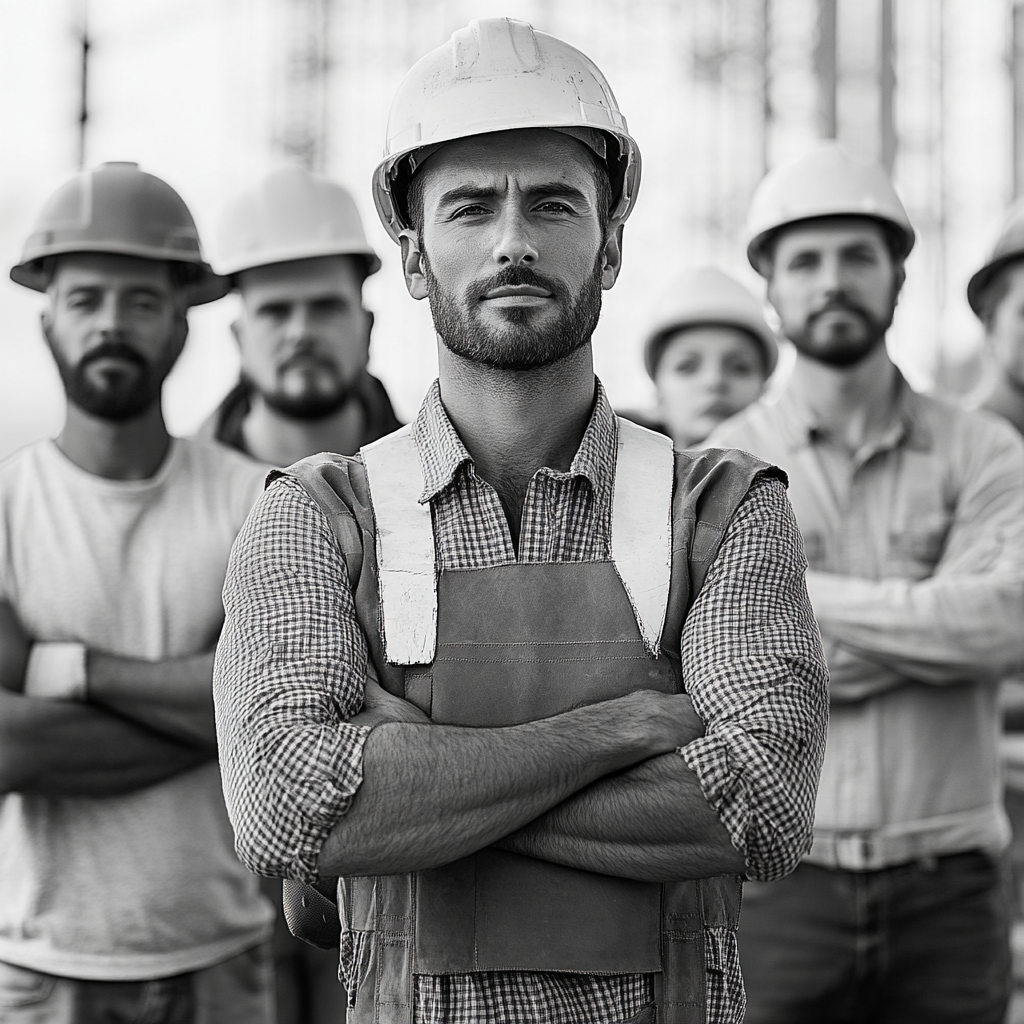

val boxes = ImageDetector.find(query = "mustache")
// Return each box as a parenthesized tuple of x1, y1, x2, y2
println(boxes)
(808, 295, 873, 321)
(79, 341, 149, 370)
(474, 265, 565, 300)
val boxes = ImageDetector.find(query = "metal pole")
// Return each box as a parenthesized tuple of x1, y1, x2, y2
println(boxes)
(1013, 1, 1024, 198)
(815, 0, 838, 138)
(77, 0, 90, 169)
(880, 0, 896, 174)
(759, 0, 772, 176)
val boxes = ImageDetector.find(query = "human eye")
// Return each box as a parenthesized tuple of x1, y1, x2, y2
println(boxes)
(671, 354, 701, 375)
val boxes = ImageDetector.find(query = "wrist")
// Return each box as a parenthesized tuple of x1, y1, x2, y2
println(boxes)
(24, 642, 88, 701)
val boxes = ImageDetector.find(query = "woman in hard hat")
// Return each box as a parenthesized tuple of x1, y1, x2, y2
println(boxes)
(640, 266, 777, 449)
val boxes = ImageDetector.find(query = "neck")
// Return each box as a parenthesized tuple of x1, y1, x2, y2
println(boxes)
(437, 341, 597, 540)
(56, 401, 172, 481)
(243, 393, 367, 466)
(981, 369, 1024, 438)
(788, 341, 900, 453)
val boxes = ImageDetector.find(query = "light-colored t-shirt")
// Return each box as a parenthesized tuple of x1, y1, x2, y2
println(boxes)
(0, 438, 274, 981)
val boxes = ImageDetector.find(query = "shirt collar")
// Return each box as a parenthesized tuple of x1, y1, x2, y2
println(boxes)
(774, 368, 933, 456)
(411, 377, 619, 505)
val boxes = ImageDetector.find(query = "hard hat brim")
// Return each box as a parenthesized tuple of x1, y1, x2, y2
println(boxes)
(967, 254, 1024, 318)
(10, 245, 230, 306)
(747, 214, 916, 275)
(219, 242, 382, 280)
(644, 319, 779, 379)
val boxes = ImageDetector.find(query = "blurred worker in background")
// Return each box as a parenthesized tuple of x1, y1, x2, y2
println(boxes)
(0, 163, 273, 1023)
(203, 165, 400, 467)
(709, 142, 1024, 1024)
(631, 265, 777, 448)
(215, 17, 828, 1024)
(206, 165, 397, 1024)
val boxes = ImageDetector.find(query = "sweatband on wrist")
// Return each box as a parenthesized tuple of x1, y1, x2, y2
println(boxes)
(24, 642, 88, 701)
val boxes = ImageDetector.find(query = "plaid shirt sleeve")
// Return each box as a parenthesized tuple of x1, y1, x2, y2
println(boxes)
(214, 475, 370, 883)
(680, 475, 829, 882)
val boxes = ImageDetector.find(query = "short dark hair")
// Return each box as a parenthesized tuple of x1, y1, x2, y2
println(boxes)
(404, 138, 613, 241)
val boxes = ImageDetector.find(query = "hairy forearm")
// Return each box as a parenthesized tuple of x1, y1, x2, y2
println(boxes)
(495, 753, 746, 882)
(0, 689, 210, 796)
(87, 650, 217, 750)
(317, 691, 691, 876)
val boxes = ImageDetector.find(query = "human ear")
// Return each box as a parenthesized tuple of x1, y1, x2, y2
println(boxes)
(600, 223, 625, 290)
(399, 230, 429, 300)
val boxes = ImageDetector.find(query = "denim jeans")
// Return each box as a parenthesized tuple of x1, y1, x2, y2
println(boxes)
(738, 853, 1012, 1024)
(0, 942, 274, 1024)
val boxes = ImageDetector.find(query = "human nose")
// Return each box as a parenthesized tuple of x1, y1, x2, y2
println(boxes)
(284, 304, 311, 344)
(95, 293, 124, 335)
(817, 253, 842, 295)
(492, 205, 538, 266)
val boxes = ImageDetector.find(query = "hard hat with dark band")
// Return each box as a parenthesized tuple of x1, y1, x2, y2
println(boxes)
(968, 201, 1024, 319)
(744, 142, 915, 277)
(214, 166, 381, 280)
(372, 18, 641, 244)
(10, 162, 227, 306)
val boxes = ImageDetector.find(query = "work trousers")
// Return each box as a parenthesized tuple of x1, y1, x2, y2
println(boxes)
(0, 942, 274, 1024)
(738, 852, 1012, 1024)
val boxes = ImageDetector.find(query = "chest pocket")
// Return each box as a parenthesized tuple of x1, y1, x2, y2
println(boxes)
(887, 515, 952, 578)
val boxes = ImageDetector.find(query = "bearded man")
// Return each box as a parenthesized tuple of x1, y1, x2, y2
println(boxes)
(214, 20, 828, 1024)
(708, 143, 1024, 1024)
(0, 163, 274, 1024)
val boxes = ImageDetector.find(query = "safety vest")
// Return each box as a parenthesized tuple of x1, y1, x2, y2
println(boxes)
(280, 418, 781, 1024)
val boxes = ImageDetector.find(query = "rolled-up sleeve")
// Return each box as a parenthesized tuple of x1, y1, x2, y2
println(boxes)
(214, 476, 370, 883)
(680, 476, 829, 881)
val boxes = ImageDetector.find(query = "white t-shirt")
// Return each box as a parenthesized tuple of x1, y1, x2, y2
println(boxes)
(0, 438, 274, 980)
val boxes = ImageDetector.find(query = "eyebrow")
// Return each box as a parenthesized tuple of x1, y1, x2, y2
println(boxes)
(436, 182, 591, 208)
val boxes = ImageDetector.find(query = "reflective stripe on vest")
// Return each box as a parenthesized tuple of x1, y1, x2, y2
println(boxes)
(361, 417, 674, 664)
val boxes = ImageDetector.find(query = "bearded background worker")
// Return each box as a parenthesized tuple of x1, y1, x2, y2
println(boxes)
(204, 163, 400, 1024)
(0, 163, 274, 1023)
(708, 143, 1024, 1023)
(628, 266, 777, 449)
(214, 18, 829, 1024)
(202, 165, 400, 466)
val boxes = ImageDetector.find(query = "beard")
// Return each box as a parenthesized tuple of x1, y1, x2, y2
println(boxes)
(46, 330, 177, 422)
(785, 291, 896, 368)
(247, 354, 357, 421)
(423, 255, 604, 371)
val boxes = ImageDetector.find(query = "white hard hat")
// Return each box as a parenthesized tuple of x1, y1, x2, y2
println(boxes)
(745, 141, 915, 275)
(214, 165, 380, 279)
(968, 201, 1024, 318)
(643, 266, 778, 378)
(372, 17, 641, 244)
(11, 162, 227, 306)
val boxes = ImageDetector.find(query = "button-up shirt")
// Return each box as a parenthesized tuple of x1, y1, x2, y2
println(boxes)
(215, 378, 828, 1024)
(709, 370, 1024, 870)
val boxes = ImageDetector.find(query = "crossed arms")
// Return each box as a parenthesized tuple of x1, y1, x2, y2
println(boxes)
(0, 599, 217, 796)
(215, 474, 829, 886)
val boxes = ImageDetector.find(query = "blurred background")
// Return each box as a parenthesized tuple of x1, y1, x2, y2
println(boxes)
(0, 0, 1017, 459)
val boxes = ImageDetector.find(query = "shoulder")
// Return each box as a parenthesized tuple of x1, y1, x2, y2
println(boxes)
(913, 390, 1024, 454)
(172, 437, 271, 522)
(0, 439, 51, 485)
(671, 445, 787, 526)
(705, 399, 784, 450)
(273, 451, 371, 519)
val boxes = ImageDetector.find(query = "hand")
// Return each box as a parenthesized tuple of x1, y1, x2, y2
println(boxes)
(614, 689, 706, 756)
(349, 675, 432, 730)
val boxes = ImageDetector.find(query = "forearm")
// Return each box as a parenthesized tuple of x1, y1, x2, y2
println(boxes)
(0, 689, 209, 796)
(496, 753, 746, 882)
(808, 570, 1024, 682)
(317, 692, 684, 876)
(87, 650, 217, 749)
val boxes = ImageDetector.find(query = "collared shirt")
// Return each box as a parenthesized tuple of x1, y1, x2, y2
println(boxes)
(197, 369, 402, 458)
(215, 379, 828, 1024)
(709, 371, 1024, 870)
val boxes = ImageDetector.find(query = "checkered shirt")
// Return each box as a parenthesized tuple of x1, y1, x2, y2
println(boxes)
(215, 379, 828, 1024)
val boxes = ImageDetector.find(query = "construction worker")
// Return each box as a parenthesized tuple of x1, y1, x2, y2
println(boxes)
(205, 165, 397, 1024)
(708, 142, 1024, 1023)
(202, 165, 400, 466)
(969, 201, 1024, 434)
(634, 266, 777, 449)
(0, 163, 274, 1023)
(213, 18, 829, 1024)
